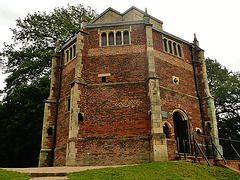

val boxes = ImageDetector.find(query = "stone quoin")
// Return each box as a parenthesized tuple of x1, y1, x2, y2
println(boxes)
(39, 6, 221, 167)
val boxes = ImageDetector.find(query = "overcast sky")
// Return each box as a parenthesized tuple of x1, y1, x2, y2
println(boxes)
(1, 0, 239, 90)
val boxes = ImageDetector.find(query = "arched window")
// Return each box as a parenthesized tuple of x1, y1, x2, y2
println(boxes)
(70, 47, 72, 60)
(163, 121, 172, 138)
(73, 45, 76, 58)
(123, 31, 129, 45)
(101, 33, 107, 46)
(109, 32, 114, 45)
(163, 39, 168, 52)
(163, 37, 183, 58)
(173, 43, 177, 55)
(47, 127, 53, 136)
(116, 31, 122, 45)
(168, 41, 172, 54)
(177, 45, 182, 57)
(66, 50, 69, 62)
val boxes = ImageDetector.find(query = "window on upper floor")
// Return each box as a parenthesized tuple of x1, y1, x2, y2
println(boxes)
(116, 31, 122, 45)
(163, 37, 183, 58)
(99, 28, 131, 47)
(101, 33, 107, 46)
(109, 32, 114, 46)
(65, 43, 76, 64)
(123, 31, 129, 45)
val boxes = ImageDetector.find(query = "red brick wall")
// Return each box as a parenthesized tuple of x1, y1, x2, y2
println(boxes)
(152, 31, 204, 158)
(51, 24, 208, 165)
(75, 83, 151, 164)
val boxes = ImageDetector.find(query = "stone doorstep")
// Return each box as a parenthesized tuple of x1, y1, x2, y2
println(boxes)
(30, 177, 69, 180)
(30, 172, 66, 177)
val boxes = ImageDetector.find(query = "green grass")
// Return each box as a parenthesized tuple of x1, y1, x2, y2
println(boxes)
(67, 162, 240, 180)
(0, 169, 30, 180)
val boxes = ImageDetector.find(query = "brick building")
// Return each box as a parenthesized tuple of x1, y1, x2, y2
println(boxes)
(39, 6, 221, 167)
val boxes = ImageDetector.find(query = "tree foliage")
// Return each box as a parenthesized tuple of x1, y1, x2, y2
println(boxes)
(206, 58, 240, 140)
(0, 4, 97, 167)
(1, 4, 97, 95)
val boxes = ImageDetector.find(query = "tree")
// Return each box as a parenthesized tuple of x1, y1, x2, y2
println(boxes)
(206, 58, 240, 158)
(206, 58, 240, 138)
(0, 4, 97, 167)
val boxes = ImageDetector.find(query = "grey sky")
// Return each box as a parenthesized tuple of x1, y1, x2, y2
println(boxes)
(1, 0, 239, 90)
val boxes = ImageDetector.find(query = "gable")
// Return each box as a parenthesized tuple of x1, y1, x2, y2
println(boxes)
(92, 9, 122, 24)
(123, 8, 144, 21)
(90, 6, 163, 29)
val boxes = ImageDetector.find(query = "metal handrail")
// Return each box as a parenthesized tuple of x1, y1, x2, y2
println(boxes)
(193, 132, 210, 166)
(210, 134, 227, 165)
(229, 137, 240, 159)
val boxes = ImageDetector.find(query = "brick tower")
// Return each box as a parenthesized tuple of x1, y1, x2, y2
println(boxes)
(39, 7, 221, 166)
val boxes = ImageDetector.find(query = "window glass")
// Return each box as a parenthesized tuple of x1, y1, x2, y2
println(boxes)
(73, 45, 76, 58)
(116, 31, 122, 45)
(168, 41, 172, 54)
(178, 45, 182, 57)
(66, 50, 69, 62)
(123, 31, 129, 44)
(109, 32, 114, 45)
(101, 33, 107, 46)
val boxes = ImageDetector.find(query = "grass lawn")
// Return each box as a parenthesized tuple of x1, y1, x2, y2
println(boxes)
(0, 169, 30, 180)
(67, 162, 240, 180)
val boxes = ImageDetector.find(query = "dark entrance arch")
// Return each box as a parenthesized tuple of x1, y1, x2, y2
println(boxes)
(173, 111, 190, 153)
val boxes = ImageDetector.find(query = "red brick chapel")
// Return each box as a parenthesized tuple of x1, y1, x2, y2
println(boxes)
(39, 6, 221, 167)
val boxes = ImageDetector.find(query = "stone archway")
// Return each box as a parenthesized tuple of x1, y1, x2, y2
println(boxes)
(173, 109, 190, 153)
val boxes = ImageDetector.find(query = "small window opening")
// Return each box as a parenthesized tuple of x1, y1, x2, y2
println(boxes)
(47, 127, 53, 136)
(168, 41, 172, 54)
(66, 50, 69, 62)
(70, 47, 72, 60)
(109, 32, 114, 45)
(73, 45, 76, 58)
(173, 43, 177, 55)
(163, 123, 171, 138)
(177, 45, 182, 57)
(123, 31, 129, 44)
(101, 33, 107, 46)
(78, 113, 83, 122)
(67, 98, 71, 111)
(116, 31, 122, 45)
(102, 76, 106, 82)
(163, 39, 168, 52)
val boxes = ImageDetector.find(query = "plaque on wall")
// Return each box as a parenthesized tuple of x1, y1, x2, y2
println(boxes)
(161, 110, 168, 119)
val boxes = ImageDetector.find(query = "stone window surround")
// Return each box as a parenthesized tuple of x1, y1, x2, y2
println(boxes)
(65, 96, 71, 112)
(163, 36, 183, 58)
(65, 44, 76, 64)
(99, 27, 132, 47)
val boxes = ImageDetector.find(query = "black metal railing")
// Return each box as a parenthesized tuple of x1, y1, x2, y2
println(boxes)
(176, 131, 240, 165)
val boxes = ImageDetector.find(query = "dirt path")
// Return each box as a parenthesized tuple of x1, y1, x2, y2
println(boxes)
(3, 165, 126, 179)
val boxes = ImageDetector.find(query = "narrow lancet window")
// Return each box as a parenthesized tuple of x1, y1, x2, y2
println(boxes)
(101, 33, 107, 46)
(123, 31, 129, 45)
(173, 43, 177, 55)
(163, 39, 168, 52)
(73, 45, 76, 58)
(70, 47, 72, 60)
(66, 50, 69, 62)
(109, 32, 114, 45)
(168, 41, 172, 54)
(178, 45, 182, 57)
(116, 31, 122, 45)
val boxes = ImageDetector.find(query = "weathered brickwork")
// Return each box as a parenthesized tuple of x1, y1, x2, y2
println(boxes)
(39, 7, 221, 167)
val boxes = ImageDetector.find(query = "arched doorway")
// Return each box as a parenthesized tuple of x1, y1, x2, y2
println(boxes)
(173, 110, 190, 153)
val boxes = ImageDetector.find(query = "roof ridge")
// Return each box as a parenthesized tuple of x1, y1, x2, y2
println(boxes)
(89, 6, 163, 25)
